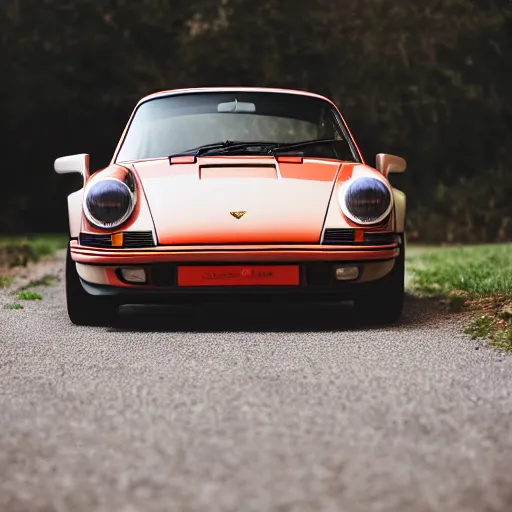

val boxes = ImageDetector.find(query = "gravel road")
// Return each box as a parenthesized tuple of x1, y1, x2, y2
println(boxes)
(1, 252, 511, 512)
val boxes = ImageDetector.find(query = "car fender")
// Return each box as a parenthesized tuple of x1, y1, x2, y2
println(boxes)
(392, 188, 406, 233)
(68, 164, 157, 239)
(67, 189, 84, 238)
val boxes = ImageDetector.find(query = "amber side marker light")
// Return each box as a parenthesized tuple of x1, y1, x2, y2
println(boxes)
(354, 230, 364, 243)
(169, 155, 197, 165)
(111, 233, 124, 247)
(276, 155, 303, 164)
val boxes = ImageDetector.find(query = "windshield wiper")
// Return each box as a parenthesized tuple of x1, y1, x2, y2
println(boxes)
(199, 141, 282, 156)
(270, 138, 342, 154)
(170, 138, 346, 159)
(170, 141, 280, 158)
(170, 140, 238, 158)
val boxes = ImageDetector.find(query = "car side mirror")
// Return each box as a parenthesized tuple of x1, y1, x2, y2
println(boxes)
(54, 154, 90, 179)
(376, 153, 406, 177)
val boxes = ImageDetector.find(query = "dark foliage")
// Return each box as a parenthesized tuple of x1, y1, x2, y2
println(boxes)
(2, 0, 511, 241)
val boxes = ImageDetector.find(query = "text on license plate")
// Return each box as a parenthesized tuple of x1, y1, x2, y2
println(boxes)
(177, 265, 300, 286)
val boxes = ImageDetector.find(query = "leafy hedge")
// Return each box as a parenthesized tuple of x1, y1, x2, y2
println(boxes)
(2, 0, 511, 242)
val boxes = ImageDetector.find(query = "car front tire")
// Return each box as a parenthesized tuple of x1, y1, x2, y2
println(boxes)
(65, 246, 118, 326)
(353, 239, 405, 325)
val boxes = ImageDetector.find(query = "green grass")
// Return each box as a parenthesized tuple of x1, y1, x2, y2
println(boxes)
(0, 234, 67, 268)
(464, 314, 512, 351)
(0, 236, 64, 308)
(14, 290, 43, 300)
(0, 275, 13, 287)
(21, 275, 58, 289)
(407, 243, 512, 351)
(5, 303, 24, 310)
(407, 244, 512, 298)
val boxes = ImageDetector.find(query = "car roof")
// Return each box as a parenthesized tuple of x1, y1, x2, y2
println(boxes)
(136, 87, 337, 107)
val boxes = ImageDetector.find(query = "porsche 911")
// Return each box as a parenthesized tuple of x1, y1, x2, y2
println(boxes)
(55, 87, 407, 326)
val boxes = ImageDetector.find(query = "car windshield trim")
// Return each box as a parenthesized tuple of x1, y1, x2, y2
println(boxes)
(114, 91, 363, 164)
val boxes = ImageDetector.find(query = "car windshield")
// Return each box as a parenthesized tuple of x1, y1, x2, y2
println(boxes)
(115, 91, 360, 162)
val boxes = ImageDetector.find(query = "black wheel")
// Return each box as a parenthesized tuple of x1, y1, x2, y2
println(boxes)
(354, 239, 405, 325)
(65, 247, 118, 326)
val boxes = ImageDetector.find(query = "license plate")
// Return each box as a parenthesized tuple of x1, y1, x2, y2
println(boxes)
(177, 265, 300, 286)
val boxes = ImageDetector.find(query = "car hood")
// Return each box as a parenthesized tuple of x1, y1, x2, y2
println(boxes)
(131, 157, 352, 245)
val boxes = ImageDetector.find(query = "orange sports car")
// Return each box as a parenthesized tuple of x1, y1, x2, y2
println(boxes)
(55, 87, 407, 326)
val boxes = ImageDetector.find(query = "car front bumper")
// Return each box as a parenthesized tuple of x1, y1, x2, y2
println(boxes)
(70, 240, 400, 300)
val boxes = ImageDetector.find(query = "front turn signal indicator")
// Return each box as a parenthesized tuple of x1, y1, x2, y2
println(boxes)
(111, 233, 124, 247)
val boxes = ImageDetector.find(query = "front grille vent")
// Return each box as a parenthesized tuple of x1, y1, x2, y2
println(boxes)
(364, 232, 396, 245)
(123, 231, 155, 248)
(322, 229, 355, 245)
(79, 233, 112, 248)
(79, 231, 155, 248)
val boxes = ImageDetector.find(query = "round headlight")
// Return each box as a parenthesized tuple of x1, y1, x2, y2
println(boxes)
(84, 178, 135, 228)
(339, 177, 393, 224)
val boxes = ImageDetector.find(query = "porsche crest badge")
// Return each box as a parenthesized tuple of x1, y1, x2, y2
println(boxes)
(230, 211, 247, 219)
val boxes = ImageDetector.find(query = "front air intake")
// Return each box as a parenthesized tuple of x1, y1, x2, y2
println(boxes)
(79, 233, 112, 248)
(322, 229, 355, 245)
(79, 231, 155, 248)
(364, 232, 396, 245)
(123, 231, 155, 248)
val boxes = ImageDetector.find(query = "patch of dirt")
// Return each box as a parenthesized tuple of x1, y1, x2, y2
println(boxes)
(445, 291, 512, 349)
(0, 249, 65, 296)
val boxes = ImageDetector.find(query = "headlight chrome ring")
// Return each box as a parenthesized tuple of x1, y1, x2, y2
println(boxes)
(338, 176, 393, 225)
(83, 177, 136, 229)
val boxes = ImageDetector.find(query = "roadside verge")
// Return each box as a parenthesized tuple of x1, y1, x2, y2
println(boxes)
(0, 235, 67, 308)
(406, 243, 512, 352)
